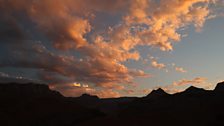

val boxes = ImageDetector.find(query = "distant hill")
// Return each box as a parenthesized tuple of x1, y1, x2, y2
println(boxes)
(1, 82, 224, 126)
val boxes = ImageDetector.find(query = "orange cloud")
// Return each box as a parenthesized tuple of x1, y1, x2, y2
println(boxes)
(93, 89, 120, 98)
(151, 60, 166, 69)
(125, 0, 211, 51)
(50, 83, 120, 98)
(142, 89, 151, 94)
(173, 77, 207, 86)
(150, 77, 211, 94)
(175, 67, 187, 73)
(73, 83, 81, 87)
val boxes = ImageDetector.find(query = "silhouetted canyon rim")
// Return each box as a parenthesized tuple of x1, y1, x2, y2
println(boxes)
(1, 82, 224, 126)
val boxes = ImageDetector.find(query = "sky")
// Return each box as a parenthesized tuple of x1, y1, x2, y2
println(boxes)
(0, 0, 224, 98)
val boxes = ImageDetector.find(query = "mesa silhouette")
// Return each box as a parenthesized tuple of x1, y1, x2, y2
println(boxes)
(1, 82, 224, 126)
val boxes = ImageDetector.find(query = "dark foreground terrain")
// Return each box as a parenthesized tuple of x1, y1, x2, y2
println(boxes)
(1, 82, 224, 126)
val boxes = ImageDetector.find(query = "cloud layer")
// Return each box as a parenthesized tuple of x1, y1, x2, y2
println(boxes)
(0, 0, 216, 97)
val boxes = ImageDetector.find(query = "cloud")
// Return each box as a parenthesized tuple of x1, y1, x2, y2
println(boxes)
(0, 72, 43, 83)
(2, 42, 146, 86)
(0, 0, 216, 97)
(151, 60, 166, 69)
(142, 89, 151, 94)
(94, 89, 120, 98)
(73, 83, 81, 87)
(124, 89, 135, 95)
(172, 77, 207, 86)
(125, 0, 212, 51)
(170, 63, 187, 73)
(152, 77, 212, 94)
(1, 0, 212, 51)
(50, 83, 120, 98)
(175, 67, 187, 73)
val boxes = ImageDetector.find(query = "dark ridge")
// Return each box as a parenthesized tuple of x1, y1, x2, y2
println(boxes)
(0, 83, 105, 126)
(183, 86, 207, 94)
(72, 93, 100, 108)
(145, 88, 169, 98)
(0, 82, 63, 99)
(149, 88, 168, 95)
(79, 93, 99, 99)
(1, 81, 224, 126)
(214, 81, 224, 92)
(102, 96, 137, 102)
(174, 86, 209, 97)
